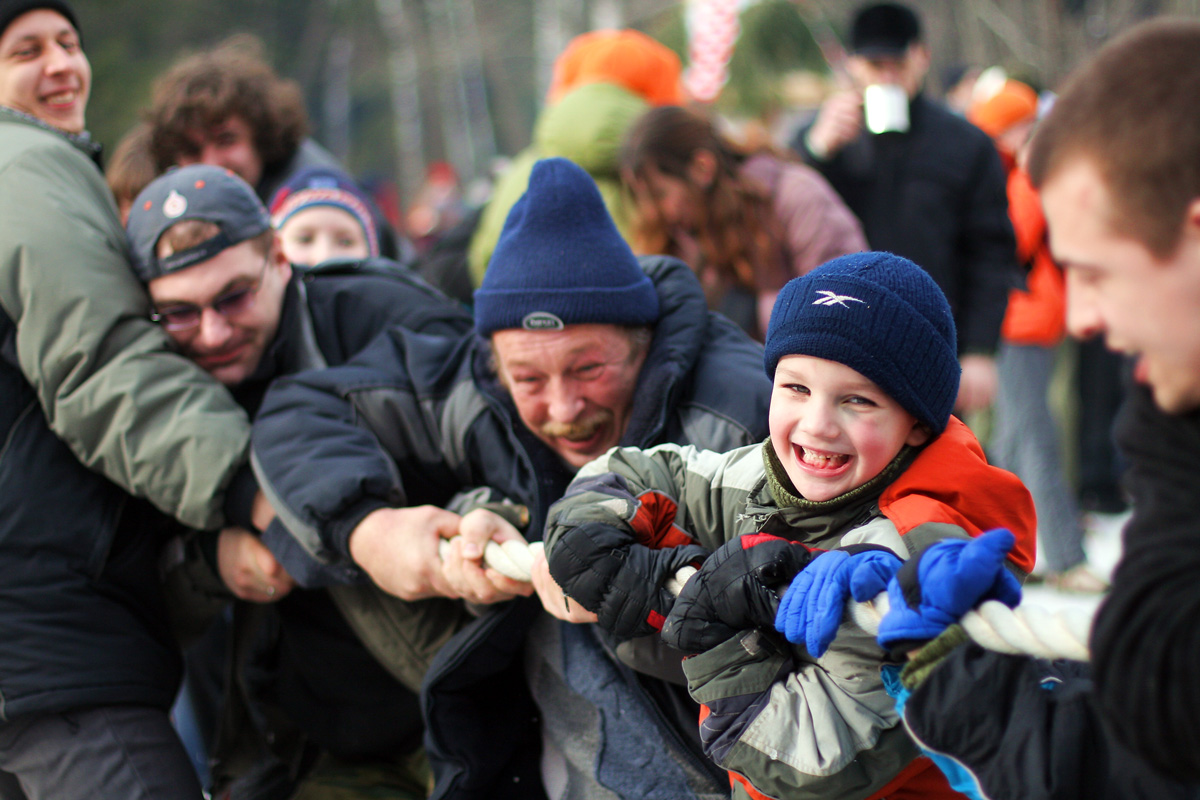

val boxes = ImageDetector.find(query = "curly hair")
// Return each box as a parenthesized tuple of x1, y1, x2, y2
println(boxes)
(147, 34, 308, 177)
(619, 106, 785, 301)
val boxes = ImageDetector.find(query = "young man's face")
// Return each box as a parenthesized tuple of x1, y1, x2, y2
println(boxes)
(278, 205, 370, 267)
(492, 324, 649, 470)
(177, 115, 265, 188)
(0, 9, 90, 133)
(147, 239, 291, 386)
(1043, 158, 1200, 414)
(769, 355, 929, 502)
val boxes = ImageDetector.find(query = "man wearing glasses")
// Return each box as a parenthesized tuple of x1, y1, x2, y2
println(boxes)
(126, 164, 473, 799)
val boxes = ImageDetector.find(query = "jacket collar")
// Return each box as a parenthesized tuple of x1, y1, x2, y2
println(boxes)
(0, 105, 101, 163)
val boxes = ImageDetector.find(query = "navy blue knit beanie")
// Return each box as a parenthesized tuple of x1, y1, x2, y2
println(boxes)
(474, 157, 659, 336)
(764, 251, 960, 433)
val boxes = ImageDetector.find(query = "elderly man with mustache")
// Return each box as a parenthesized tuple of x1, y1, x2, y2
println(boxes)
(251, 156, 772, 800)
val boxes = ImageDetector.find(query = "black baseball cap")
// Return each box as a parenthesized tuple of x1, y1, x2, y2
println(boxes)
(850, 3, 922, 58)
(0, 1, 79, 41)
(127, 165, 271, 282)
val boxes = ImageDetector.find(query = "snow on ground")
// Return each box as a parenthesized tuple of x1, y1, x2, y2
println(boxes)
(1021, 509, 1131, 616)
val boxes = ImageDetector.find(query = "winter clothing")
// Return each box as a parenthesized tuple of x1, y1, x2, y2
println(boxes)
(474, 158, 659, 336)
(884, 635, 1200, 799)
(739, 152, 868, 283)
(468, 82, 649, 285)
(794, 93, 1019, 355)
(664, 534, 816, 654)
(256, 138, 407, 264)
(268, 166, 381, 258)
(764, 252, 961, 434)
(1092, 385, 1200, 781)
(544, 417, 1035, 800)
(250, 255, 772, 799)
(546, 28, 682, 107)
(775, 545, 903, 656)
(967, 81, 1038, 144)
(0, 105, 253, 725)
(851, 3, 921, 57)
(876, 529, 1021, 653)
(0, 0, 77, 38)
(223, 264, 473, 782)
(127, 163, 272, 279)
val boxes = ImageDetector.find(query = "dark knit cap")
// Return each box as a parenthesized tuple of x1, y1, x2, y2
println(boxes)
(268, 166, 380, 258)
(0, 0, 79, 40)
(850, 2, 921, 57)
(126, 164, 271, 282)
(764, 251, 959, 434)
(474, 157, 658, 336)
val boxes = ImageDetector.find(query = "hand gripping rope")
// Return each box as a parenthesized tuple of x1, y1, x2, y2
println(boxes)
(439, 536, 1091, 661)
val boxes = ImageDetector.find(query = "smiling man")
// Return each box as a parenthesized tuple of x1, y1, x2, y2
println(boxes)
(0, 2, 256, 797)
(837, 18, 1200, 798)
(250, 156, 772, 799)
(125, 164, 475, 799)
(1028, 17, 1200, 783)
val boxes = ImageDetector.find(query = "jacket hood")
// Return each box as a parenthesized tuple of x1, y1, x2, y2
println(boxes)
(534, 82, 648, 178)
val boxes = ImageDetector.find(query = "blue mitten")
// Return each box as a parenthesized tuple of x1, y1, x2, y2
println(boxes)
(876, 528, 1022, 654)
(775, 544, 903, 657)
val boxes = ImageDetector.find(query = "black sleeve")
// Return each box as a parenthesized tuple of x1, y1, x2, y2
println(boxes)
(1090, 385, 1200, 783)
(905, 643, 1198, 799)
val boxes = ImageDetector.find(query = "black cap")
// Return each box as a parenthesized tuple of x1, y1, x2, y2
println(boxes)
(126, 165, 271, 282)
(0, 1, 79, 41)
(850, 3, 921, 57)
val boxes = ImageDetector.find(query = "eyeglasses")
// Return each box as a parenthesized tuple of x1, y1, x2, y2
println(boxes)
(151, 257, 269, 332)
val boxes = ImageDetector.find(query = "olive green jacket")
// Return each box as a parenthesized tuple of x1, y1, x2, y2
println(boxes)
(0, 106, 250, 530)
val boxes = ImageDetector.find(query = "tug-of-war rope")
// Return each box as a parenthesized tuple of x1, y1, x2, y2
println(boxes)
(440, 536, 1093, 662)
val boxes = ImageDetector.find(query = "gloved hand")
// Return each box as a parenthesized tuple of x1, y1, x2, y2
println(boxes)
(548, 522, 709, 640)
(774, 545, 903, 657)
(662, 533, 815, 654)
(876, 528, 1022, 654)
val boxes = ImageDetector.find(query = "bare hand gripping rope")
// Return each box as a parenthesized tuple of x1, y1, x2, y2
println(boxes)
(439, 536, 1091, 661)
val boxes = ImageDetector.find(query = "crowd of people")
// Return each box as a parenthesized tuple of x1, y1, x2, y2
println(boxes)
(1, 1, 1198, 799)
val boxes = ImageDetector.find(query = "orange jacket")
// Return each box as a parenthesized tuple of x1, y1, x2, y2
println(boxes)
(1000, 168, 1066, 347)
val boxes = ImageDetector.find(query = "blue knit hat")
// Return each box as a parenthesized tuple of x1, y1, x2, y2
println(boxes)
(764, 251, 960, 433)
(474, 157, 659, 336)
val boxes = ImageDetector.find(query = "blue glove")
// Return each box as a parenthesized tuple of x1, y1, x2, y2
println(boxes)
(876, 528, 1022, 654)
(774, 544, 903, 657)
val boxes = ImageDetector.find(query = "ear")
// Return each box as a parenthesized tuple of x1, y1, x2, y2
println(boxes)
(687, 150, 718, 190)
(905, 421, 932, 447)
(1185, 197, 1200, 237)
(269, 233, 292, 278)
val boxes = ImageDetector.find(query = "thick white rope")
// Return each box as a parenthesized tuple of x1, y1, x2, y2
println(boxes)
(441, 536, 1093, 661)
(849, 591, 1094, 662)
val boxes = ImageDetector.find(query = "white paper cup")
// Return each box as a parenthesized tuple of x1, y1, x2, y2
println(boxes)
(863, 84, 910, 134)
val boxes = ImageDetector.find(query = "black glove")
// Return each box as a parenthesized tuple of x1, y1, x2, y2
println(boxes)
(549, 522, 709, 640)
(662, 533, 816, 654)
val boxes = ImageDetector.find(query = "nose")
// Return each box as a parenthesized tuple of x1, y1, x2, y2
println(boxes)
(798, 399, 839, 440)
(44, 42, 74, 74)
(308, 237, 333, 267)
(546, 377, 585, 423)
(198, 141, 227, 168)
(194, 307, 235, 350)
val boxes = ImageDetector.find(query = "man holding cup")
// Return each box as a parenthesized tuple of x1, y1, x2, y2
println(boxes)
(794, 2, 1019, 415)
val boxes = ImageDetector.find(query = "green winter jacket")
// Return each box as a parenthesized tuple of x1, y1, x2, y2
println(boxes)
(545, 429, 1033, 800)
(0, 107, 250, 530)
(466, 82, 648, 286)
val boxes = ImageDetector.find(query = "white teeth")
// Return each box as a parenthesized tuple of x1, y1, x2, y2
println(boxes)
(800, 447, 848, 468)
(44, 91, 76, 104)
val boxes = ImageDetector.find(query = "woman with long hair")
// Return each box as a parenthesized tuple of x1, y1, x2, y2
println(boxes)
(621, 105, 866, 339)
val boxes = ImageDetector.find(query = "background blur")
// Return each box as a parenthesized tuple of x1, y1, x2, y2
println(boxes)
(76, 0, 1200, 206)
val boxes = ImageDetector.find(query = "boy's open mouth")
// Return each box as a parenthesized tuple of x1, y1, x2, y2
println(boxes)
(796, 445, 850, 470)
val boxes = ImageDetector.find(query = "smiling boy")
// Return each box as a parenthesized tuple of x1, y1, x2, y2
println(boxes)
(544, 251, 1036, 800)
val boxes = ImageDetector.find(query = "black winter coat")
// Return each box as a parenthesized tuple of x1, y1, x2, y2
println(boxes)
(794, 94, 1020, 355)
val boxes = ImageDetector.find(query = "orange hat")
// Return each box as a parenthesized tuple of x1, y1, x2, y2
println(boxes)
(547, 29, 683, 107)
(968, 79, 1038, 138)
